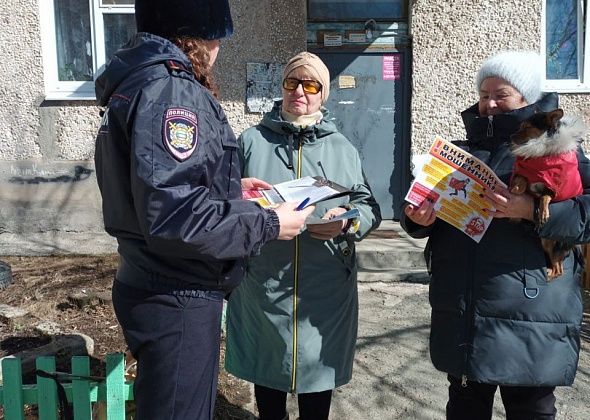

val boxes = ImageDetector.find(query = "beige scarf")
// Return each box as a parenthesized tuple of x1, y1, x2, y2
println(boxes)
(281, 109, 323, 127)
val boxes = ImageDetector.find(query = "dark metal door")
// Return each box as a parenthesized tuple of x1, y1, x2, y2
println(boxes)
(314, 51, 411, 219)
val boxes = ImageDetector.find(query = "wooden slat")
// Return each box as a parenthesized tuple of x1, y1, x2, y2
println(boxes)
(1, 353, 133, 418)
(105, 353, 126, 420)
(2, 357, 25, 420)
(96, 382, 134, 402)
(7, 384, 38, 405)
(583, 245, 590, 290)
(71, 356, 92, 419)
(36, 357, 58, 420)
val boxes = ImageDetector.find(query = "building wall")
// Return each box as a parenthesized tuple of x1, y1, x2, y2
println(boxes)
(410, 0, 590, 156)
(217, 1, 307, 133)
(1, 0, 589, 254)
(0, 0, 306, 254)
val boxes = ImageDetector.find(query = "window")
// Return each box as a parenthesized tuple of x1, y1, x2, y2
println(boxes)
(39, 0, 136, 100)
(307, 0, 406, 21)
(542, 0, 590, 92)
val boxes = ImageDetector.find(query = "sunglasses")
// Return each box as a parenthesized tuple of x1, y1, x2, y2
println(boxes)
(282, 78, 322, 94)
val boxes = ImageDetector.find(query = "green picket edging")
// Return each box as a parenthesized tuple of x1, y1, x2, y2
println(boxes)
(37, 357, 58, 420)
(0, 353, 134, 420)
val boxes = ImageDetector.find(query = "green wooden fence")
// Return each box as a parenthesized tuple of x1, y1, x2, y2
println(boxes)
(0, 353, 134, 419)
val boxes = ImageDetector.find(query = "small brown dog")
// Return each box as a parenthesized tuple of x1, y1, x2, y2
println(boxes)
(510, 109, 587, 279)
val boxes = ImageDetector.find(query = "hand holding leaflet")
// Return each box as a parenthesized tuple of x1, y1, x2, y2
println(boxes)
(306, 206, 358, 240)
(241, 177, 272, 191)
(272, 202, 315, 240)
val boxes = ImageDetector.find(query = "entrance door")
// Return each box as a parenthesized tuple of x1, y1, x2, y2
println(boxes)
(314, 51, 410, 219)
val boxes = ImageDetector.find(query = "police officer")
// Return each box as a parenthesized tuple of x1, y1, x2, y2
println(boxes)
(94, 1, 313, 418)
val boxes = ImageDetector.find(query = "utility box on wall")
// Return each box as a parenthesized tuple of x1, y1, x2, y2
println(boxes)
(307, 0, 411, 220)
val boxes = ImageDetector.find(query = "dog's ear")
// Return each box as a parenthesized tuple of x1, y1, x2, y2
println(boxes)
(547, 108, 564, 128)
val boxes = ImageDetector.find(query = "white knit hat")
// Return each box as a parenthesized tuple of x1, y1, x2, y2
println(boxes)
(475, 51, 542, 104)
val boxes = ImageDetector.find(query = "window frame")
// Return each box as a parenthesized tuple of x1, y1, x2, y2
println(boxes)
(39, 0, 135, 100)
(541, 0, 590, 93)
(306, 0, 408, 22)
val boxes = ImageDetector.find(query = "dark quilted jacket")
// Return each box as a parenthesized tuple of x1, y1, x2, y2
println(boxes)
(94, 33, 279, 293)
(401, 93, 590, 386)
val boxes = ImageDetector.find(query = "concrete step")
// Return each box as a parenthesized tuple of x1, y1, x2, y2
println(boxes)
(356, 221, 428, 271)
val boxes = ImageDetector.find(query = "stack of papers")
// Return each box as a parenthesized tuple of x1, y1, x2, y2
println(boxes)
(305, 207, 359, 225)
(243, 176, 351, 209)
(405, 137, 506, 242)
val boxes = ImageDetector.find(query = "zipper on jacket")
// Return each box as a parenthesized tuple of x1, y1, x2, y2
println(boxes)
(486, 115, 494, 138)
(460, 244, 477, 388)
(290, 137, 303, 393)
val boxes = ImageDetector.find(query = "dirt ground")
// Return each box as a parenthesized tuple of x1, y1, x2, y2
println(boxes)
(2, 255, 589, 420)
(0, 255, 253, 420)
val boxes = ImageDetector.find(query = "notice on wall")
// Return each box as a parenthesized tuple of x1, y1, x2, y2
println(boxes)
(347, 32, 366, 43)
(338, 75, 356, 89)
(324, 33, 343, 47)
(246, 62, 284, 113)
(382, 55, 401, 80)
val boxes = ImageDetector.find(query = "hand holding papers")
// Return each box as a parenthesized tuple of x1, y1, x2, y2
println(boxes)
(306, 206, 359, 240)
(305, 207, 359, 225)
(405, 137, 506, 242)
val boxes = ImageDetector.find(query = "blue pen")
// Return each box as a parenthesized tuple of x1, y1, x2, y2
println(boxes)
(295, 197, 310, 211)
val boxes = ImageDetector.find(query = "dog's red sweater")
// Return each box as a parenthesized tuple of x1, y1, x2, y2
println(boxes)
(512, 150, 583, 201)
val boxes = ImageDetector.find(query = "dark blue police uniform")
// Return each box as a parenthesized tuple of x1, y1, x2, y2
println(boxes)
(94, 32, 279, 419)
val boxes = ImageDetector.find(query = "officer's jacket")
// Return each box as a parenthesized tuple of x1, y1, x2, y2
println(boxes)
(401, 94, 590, 386)
(94, 33, 279, 292)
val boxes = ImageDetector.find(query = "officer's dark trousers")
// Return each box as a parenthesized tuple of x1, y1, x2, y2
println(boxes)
(112, 280, 224, 420)
(447, 374, 557, 420)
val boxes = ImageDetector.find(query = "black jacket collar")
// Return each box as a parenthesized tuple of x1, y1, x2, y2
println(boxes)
(460, 93, 559, 151)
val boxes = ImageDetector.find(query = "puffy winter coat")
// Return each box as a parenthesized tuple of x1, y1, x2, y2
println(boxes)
(225, 102, 381, 393)
(401, 93, 590, 386)
(94, 33, 279, 293)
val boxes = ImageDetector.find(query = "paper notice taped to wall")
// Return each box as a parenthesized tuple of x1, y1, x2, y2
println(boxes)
(338, 75, 356, 89)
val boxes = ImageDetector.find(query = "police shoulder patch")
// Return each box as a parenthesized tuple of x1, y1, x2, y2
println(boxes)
(163, 107, 198, 161)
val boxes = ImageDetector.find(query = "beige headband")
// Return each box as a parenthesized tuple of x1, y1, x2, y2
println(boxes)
(283, 52, 330, 103)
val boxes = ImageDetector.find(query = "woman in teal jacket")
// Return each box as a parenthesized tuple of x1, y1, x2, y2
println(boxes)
(226, 52, 381, 420)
